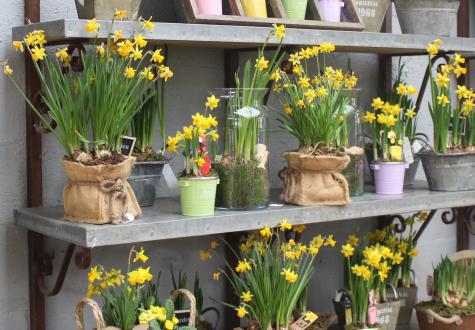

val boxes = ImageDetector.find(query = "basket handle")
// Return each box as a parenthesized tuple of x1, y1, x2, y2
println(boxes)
(171, 289, 197, 326)
(426, 309, 464, 326)
(75, 297, 107, 330)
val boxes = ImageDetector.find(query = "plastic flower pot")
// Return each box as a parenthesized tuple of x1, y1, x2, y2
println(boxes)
(319, 0, 344, 22)
(370, 162, 408, 195)
(394, 0, 461, 37)
(241, 0, 268, 17)
(196, 0, 223, 15)
(178, 177, 219, 216)
(419, 151, 475, 191)
(282, 0, 309, 20)
(128, 160, 167, 207)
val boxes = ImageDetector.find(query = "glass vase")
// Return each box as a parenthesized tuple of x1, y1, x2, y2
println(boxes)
(213, 88, 270, 210)
(341, 89, 365, 197)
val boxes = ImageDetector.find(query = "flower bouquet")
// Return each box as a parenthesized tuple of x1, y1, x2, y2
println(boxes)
(274, 44, 358, 205)
(75, 247, 197, 330)
(202, 220, 334, 329)
(418, 39, 475, 191)
(128, 48, 173, 207)
(213, 24, 286, 210)
(167, 96, 220, 216)
(416, 253, 475, 330)
(3, 12, 163, 223)
(363, 81, 417, 194)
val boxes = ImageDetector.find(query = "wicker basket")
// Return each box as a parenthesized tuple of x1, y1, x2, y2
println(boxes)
(75, 289, 196, 330)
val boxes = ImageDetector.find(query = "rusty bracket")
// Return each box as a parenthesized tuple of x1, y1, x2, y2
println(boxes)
(38, 243, 91, 297)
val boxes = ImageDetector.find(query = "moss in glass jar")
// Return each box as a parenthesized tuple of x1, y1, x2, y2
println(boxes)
(214, 156, 269, 210)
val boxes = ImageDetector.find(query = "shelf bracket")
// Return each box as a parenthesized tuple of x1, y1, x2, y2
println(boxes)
(37, 243, 91, 297)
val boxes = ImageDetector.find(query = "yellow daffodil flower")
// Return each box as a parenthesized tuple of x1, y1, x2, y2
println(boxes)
(372, 97, 384, 110)
(3, 65, 13, 76)
(31, 46, 46, 61)
(437, 94, 450, 106)
(255, 56, 269, 71)
(272, 23, 286, 40)
(279, 219, 292, 231)
(199, 249, 211, 261)
(405, 109, 416, 119)
(96, 44, 105, 58)
(454, 65, 467, 78)
(325, 235, 336, 247)
(133, 247, 149, 263)
(435, 73, 450, 88)
(319, 42, 335, 53)
(284, 103, 293, 115)
(143, 17, 155, 31)
(85, 18, 100, 34)
(127, 267, 153, 286)
(12, 41, 24, 52)
(304, 88, 316, 102)
(240, 291, 253, 303)
(205, 95, 220, 110)
(134, 33, 147, 48)
(151, 49, 164, 63)
(88, 266, 103, 283)
(316, 87, 328, 97)
(113, 30, 123, 43)
(235, 259, 251, 273)
(212, 272, 221, 281)
(260, 226, 272, 239)
(115, 9, 127, 20)
(294, 224, 306, 233)
(124, 67, 136, 78)
(281, 267, 298, 283)
(363, 111, 376, 124)
(235, 306, 248, 318)
(341, 244, 354, 258)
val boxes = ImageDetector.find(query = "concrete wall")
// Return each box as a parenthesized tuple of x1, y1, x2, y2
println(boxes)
(0, 1, 469, 329)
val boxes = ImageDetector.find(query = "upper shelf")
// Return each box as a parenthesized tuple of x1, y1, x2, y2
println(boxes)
(12, 19, 475, 55)
(14, 183, 475, 248)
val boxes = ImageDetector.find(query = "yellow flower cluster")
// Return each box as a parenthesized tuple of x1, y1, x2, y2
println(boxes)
(456, 85, 475, 117)
(128, 267, 153, 286)
(138, 306, 179, 329)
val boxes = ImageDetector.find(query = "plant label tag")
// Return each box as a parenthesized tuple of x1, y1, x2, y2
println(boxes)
(289, 311, 318, 330)
(402, 137, 414, 164)
(174, 310, 190, 326)
(412, 140, 423, 154)
(120, 136, 136, 156)
(235, 106, 261, 118)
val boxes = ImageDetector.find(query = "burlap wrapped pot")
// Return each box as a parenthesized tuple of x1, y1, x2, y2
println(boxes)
(280, 151, 351, 206)
(62, 157, 141, 224)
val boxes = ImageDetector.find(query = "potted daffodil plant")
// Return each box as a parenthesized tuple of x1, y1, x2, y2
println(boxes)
(3, 12, 162, 224)
(275, 43, 358, 206)
(167, 96, 220, 217)
(201, 220, 335, 329)
(129, 48, 174, 207)
(364, 81, 417, 195)
(418, 40, 475, 191)
(76, 247, 198, 330)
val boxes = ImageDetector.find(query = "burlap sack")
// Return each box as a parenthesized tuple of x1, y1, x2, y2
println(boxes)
(280, 152, 351, 206)
(62, 157, 141, 224)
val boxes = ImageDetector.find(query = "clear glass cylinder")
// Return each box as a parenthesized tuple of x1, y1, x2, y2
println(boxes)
(341, 89, 365, 197)
(212, 88, 270, 210)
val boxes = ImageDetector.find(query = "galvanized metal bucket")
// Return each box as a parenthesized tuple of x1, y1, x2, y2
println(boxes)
(376, 300, 401, 330)
(419, 152, 475, 192)
(404, 155, 420, 186)
(128, 161, 167, 207)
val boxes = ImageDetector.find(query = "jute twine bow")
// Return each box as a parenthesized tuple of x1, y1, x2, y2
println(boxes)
(100, 179, 128, 225)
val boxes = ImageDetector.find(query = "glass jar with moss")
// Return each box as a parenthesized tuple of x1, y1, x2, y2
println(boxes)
(340, 88, 365, 197)
(213, 88, 270, 210)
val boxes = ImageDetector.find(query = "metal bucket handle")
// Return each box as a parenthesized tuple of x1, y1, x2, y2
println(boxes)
(385, 282, 399, 302)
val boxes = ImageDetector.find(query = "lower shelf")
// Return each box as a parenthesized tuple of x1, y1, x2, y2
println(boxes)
(14, 182, 475, 248)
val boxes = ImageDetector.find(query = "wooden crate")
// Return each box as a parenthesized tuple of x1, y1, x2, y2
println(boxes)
(180, 0, 365, 31)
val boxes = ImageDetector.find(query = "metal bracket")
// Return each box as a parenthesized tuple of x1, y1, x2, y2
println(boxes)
(37, 243, 91, 297)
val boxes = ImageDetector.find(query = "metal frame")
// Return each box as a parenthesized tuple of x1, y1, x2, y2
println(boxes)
(22, 1, 472, 329)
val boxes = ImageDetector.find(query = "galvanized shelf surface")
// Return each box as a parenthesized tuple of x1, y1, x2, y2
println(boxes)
(14, 183, 475, 248)
(12, 19, 475, 55)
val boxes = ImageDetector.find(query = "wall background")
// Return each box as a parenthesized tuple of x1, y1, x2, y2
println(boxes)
(0, 1, 471, 329)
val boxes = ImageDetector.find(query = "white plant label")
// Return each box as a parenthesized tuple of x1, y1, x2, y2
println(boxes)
(235, 106, 261, 118)
(402, 137, 414, 164)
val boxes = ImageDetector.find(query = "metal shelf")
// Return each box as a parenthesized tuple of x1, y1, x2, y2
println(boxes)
(12, 19, 475, 55)
(14, 183, 475, 248)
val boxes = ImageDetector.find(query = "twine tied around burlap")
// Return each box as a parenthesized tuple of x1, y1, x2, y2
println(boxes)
(425, 309, 464, 326)
(100, 179, 129, 224)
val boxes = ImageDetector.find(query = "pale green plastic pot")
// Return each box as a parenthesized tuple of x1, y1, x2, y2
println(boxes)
(178, 177, 220, 216)
(282, 0, 308, 20)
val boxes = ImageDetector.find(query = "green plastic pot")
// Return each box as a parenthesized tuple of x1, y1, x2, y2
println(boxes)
(178, 177, 219, 216)
(282, 0, 308, 20)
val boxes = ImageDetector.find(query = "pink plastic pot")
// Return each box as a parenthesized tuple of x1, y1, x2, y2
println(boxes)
(370, 162, 409, 195)
(196, 0, 223, 15)
(319, 0, 344, 22)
